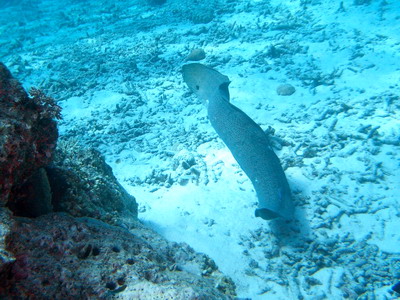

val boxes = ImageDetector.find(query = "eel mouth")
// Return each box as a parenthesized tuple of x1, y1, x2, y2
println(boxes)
(255, 208, 280, 220)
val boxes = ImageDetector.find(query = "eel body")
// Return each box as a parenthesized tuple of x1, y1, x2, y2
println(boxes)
(182, 63, 294, 220)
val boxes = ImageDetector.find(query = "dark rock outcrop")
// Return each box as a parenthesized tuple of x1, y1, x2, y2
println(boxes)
(0, 209, 14, 266)
(0, 62, 136, 222)
(0, 213, 235, 299)
(0, 62, 59, 211)
(46, 141, 138, 225)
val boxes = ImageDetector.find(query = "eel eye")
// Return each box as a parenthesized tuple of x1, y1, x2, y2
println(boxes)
(195, 85, 200, 90)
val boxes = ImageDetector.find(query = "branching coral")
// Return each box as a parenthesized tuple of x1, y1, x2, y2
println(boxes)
(29, 87, 62, 120)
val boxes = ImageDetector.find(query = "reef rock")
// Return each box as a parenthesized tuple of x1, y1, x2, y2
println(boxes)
(0, 208, 14, 266)
(46, 141, 138, 225)
(0, 213, 235, 299)
(0, 62, 60, 209)
(0, 62, 136, 223)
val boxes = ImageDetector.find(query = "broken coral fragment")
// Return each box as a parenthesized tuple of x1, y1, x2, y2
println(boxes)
(184, 48, 206, 62)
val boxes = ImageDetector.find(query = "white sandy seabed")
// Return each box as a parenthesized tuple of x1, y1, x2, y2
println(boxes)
(2, 0, 400, 299)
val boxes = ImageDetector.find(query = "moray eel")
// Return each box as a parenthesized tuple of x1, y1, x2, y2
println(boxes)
(182, 63, 294, 220)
